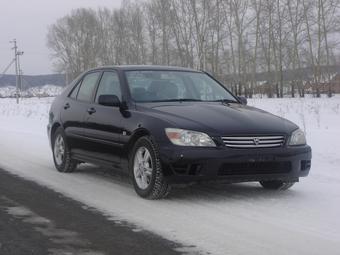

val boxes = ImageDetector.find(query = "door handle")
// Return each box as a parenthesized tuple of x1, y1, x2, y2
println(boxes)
(64, 103, 70, 110)
(87, 107, 96, 114)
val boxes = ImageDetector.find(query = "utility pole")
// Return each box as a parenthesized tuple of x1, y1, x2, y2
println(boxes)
(10, 39, 24, 104)
(17, 50, 24, 92)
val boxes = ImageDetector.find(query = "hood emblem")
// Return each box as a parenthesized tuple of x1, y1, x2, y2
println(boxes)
(253, 137, 260, 145)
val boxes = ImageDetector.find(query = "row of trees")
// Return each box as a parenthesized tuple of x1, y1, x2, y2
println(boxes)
(47, 0, 340, 97)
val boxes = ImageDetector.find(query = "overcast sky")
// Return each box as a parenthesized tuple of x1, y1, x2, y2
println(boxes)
(0, 0, 122, 75)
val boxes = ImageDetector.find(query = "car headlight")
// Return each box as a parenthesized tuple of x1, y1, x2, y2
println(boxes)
(165, 128, 216, 147)
(289, 128, 306, 146)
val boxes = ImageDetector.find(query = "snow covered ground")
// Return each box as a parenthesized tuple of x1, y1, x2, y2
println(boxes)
(0, 85, 63, 98)
(0, 96, 339, 255)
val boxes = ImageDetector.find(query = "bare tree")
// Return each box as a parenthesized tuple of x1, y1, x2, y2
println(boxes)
(250, 0, 262, 98)
(47, 8, 102, 79)
(287, 0, 303, 97)
(47, 0, 340, 97)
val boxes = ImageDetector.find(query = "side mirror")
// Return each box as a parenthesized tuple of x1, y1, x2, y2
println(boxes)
(237, 96, 247, 105)
(98, 95, 121, 107)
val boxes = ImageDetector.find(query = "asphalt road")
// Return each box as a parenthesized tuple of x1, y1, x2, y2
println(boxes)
(0, 168, 183, 255)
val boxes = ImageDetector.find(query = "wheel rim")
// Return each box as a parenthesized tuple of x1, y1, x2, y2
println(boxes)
(133, 146, 153, 190)
(54, 134, 65, 166)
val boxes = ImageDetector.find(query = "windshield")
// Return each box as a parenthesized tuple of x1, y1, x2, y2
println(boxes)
(125, 70, 238, 103)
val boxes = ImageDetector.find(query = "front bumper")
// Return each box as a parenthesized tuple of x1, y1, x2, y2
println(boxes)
(159, 145, 312, 184)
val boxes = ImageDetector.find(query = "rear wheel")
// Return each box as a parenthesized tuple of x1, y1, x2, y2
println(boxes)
(130, 136, 171, 199)
(259, 180, 295, 190)
(52, 127, 77, 173)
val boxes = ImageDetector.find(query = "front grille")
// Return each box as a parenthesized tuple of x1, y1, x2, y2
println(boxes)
(218, 161, 291, 176)
(222, 135, 285, 148)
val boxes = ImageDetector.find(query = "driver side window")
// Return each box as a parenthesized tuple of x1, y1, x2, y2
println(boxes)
(95, 71, 121, 103)
(77, 72, 101, 102)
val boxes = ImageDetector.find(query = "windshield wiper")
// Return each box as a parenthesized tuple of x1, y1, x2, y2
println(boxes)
(211, 99, 238, 104)
(149, 99, 203, 102)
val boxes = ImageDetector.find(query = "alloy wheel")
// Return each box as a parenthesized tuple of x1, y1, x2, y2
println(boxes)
(133, 146, 153, 190)
(54, 134, 65, 166)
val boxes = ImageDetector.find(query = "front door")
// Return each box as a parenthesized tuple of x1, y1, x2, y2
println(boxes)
(83, 71, 124, 166)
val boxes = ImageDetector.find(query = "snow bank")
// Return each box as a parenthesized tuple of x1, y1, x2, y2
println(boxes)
(0, 85, 63, 98)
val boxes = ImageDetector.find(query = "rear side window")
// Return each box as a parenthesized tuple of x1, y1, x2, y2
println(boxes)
(77, 72, 101, 102)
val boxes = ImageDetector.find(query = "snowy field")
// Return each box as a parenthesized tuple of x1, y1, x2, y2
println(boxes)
(0, 96, 340, 255)
(0, 85, 63, 98)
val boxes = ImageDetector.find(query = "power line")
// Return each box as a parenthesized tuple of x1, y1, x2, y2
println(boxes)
(0, 58, 15, 79)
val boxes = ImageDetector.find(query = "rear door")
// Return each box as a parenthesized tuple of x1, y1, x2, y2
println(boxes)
(61, 71, 101, 150)
(82, 70, 124, 166)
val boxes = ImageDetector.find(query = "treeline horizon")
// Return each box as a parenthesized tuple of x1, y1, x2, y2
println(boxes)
(47, 0, 340, 98)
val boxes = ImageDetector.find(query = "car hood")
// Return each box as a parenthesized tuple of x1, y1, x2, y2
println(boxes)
(139, 102, 298, 136)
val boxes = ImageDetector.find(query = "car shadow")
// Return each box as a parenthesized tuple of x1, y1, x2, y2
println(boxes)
(74, 164, 300, 202)
(169, 182, 297, 202)
(75, 163, 131, 182)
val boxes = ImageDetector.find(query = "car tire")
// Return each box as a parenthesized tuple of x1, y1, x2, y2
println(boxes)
(130, 136, 171, 199)
(52, 127, 77, 173)
(259, 180, 295, 190)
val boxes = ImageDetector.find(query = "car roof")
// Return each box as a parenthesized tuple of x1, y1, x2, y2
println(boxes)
(91, 65, 201, 72)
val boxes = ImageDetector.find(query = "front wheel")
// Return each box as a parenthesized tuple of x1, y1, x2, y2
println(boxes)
(259, 180, 295, 190)
(130, 136, 171, 199)
(52, 127, 77, 173)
